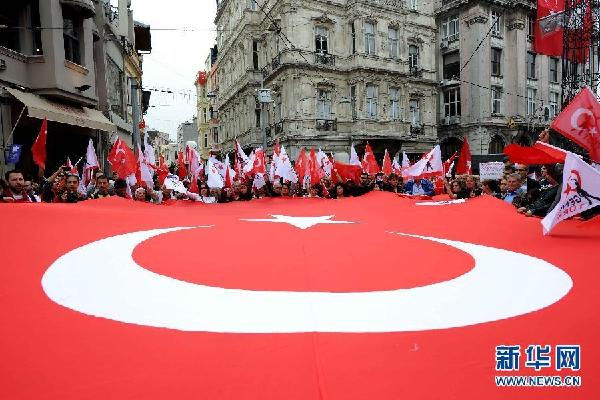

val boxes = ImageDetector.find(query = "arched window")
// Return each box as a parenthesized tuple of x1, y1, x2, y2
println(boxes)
(441, 137, 463, 160)
(488, 135, 505, 154)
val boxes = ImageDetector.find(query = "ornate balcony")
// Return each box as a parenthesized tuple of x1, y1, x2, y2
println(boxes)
(314, 52, 335, 66)
(316, 119, 337, 131)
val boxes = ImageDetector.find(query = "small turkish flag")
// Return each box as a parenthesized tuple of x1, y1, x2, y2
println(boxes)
(382, 149, 393, 175)
(362, 143, 380, 175)
(551, 87, 600, 163)
(31, 118, 47, 171)
(107, 138, 137, 179)
(455, 139, 472, 175)
(177, 151, 187, 179)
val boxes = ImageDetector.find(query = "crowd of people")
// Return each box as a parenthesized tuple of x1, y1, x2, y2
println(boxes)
(2, 154, 589, 221)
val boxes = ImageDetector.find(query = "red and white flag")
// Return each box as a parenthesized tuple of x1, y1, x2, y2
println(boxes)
(382, 149, 393, 175)
(107, 137, 137, 179)
(136, 144, 154, 189)
(551, 87, 600, 163)
(66, 157, 78, 174)
(274, 145, 298, 183)
(542, 152, 600, 234)
(309, 148, 325, 185)
(83, 139, 99, 184)
(157, 155, 169, 186)
(444, 151, 458, 178)
(402, 145, 443, 178)
(31, 117, 48, 171)
(455, 139, 472, 175)
(317, 149, 333, 178)
(402, 152, 410, 168)
(349, 144, 361, 166)
(362, 143, 380, 175)
(295, 148, 310, 188)
(206, 158, 224, 189)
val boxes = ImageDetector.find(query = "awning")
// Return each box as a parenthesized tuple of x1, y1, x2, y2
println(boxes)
(5, 87, 116, 132)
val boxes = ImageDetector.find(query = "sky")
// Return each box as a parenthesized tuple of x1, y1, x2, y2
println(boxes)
(131, 0, 217, 141)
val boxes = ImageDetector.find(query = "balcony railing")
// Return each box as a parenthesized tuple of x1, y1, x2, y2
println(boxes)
(315, 52, 335, 66)
(409, 66, 423, 77)
(271, 54, 281, 71)
(316, 119, 337, 131)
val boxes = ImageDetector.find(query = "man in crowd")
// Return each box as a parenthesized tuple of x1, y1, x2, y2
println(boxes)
(23, 180, 40, 202)
(58, 174, 86, 203)
(2, 170, 31, 203)
(89, 175, 113, 199)
(383, 173, 402, 193)
(503, 173, 525, 204)
(404, 175, 435, 197)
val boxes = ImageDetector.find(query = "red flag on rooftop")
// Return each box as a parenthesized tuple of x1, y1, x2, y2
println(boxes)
(31, 118, 47, 171)
(551, 86, 600, 163)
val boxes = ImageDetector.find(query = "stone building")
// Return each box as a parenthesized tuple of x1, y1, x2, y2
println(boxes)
(176, 117, 198, 151)
(0, 0, 151, 177)
(195, 69, 210, 159)
(212, 0, 439, 161)
(435, 0, 561, 159)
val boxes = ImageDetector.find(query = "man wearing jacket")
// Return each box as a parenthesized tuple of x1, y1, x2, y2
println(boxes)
(403, 176, 435, 196)
(2, 170, 31, 203)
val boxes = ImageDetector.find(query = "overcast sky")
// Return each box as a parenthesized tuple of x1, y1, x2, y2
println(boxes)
(132, 0, 217, 141)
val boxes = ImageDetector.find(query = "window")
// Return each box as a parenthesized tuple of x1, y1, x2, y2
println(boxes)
(444, 87, 461, 117)
(255, 101, 261, 127)
(317, 90, 331, 119)
(388, 27, 399, 59)
(527, 87, 537, 115)
(204, 132, 208, 148)
(489, 136, 505, 154)
(106, 58, 124, 117)
(0, 3, 22, 52)
(549, 57, 559, 82)
(350, 85, 357, 119)
(366, 84, 378, 119)
(491, 48, 502, 76)
(527, 14, 535, 41)
(409, 0, 418, 11)
(350, 21, 356, 54)
(248, 0, 257, 11)
(491, 10, 503, 37)
(441, 15, 459, 41)
(315, 26, 328, 54)
(527, 52, 536, 79)
(409, 45, 420, 71)
(63, 11, 82, 64)
(252, 40, 259, 70)
(549, 91, 559, 118)
(212, 128, 219, 144)
(409, 99, 420, 125)
(443, 51, 460, 80)
(491, 86, 503, 115)
(365, 22, 376, 55)
(389, 88, 400, 120)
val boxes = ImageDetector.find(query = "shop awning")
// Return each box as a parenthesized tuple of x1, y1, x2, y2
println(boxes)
(5, 87, 116, 132)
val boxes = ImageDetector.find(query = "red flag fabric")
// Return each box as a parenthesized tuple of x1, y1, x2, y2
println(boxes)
(274, 139, 280, 157)
(31, 118, 48, 170)
(362, 143, 380, 175)
(177, 151, 187, 179)
(504, 141, 568, 165)
(333, 160, 362, 184)
(224, 164, 233, 188)
(107, 138, 137, 179)
(157, 155, 169, 186)
(295, 148, 309, 181)
(309, 148, 324, 185)
(382, 149, 393, 175)
(534, 0, 565, 58)
(551, 87, 600, 162)
(253, 148, 267, 175)
(1, 194, 596, 399)
(443, 151, 458, 176)
(455, 139, 472, 175)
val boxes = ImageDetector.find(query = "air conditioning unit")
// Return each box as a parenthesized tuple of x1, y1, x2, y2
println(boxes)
(440, 40, 449, 49)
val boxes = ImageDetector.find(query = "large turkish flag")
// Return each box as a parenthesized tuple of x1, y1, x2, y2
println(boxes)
(0, 193, 598, 399)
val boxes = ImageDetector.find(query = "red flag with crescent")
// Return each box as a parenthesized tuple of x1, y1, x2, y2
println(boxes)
(551, 87, 600, 162)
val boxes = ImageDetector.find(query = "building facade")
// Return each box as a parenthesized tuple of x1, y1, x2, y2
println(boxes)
(435, 0, 561, 159)
(176, 117, 198, 151)
(195, 70, 210, 158)
(0, 0, 150, 177)
(212, 0, 439, 161)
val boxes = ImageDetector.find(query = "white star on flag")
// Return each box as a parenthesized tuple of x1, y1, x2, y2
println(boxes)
(241, 215, 354, 229)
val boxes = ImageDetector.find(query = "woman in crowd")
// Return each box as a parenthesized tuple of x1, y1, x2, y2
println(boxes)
(444, 178, 470, 200)
(465, 176, 482, 197)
